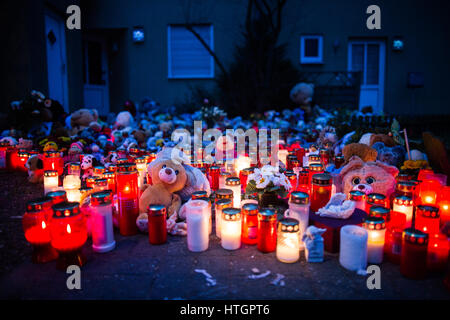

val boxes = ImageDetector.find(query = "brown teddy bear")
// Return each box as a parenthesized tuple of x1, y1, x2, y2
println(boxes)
(369, 134, 396, 147)
(343, 143, 378, 163)
(25, 154, 44, 183)
(339, 155, 399, 197)
(69, 108, 99, 136)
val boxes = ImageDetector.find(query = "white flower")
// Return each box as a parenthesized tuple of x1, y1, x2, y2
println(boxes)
(256, 176, 270, 189)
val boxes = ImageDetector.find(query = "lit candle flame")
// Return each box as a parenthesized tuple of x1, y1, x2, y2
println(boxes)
(67, 224, 72, 234)
(41, 221, 46, 229)
(425, 196, 433, 203)
(443, 205, 449, 211)
(423, 227, 427, 232)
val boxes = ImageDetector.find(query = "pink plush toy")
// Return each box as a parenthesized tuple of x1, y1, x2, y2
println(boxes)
(339, 156, 399, 197)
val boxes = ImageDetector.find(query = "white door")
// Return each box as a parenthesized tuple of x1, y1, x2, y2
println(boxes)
(45, 12, 69, 112)
(348, 41, 385, 114)
(83, 37, 110, 115)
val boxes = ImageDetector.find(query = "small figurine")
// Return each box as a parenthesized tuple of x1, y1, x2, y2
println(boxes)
(302, 226, 326, 263)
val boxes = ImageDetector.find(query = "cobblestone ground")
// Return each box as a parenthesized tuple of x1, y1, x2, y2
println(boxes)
(0, 171, 449, 299)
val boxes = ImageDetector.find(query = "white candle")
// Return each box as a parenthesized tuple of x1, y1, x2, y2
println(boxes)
(215, 198, 232, 238)
(221, 208, 241, 250)
(363, 217, 386, 264)
(219, 172, 231, 189)
(285, 192, 310, 249)
(339, 225, 368, 271)
(63, 174, 81, 202)
(276, 218, 300, 263)
(393, 195, 413, 228)
(90, 190, 116, 253)
(349, 190, 366, 211)
(235, 155, 251, 176)
(226, 177, 241, 209)
(44, 170, 59, 195)
(135, 158, 147, 190)
(186, 200, 209, 252)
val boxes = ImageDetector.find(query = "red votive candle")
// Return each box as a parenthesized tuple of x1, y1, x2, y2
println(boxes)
(46, 190, 67, 205)
(23, 197, 58, 263)
(239, 167, 254, 192)
(0, 141, 9, 170)
(85, 176, 96, 189)
(366, 193, 387, 213)
(308, 163, 324, 186)
(438, 186, 450, 227)
(310, 173, 332, 213)
(295, 147, 305, 167)
(16, 149, 30, 172)
(334, 155, 345, 169)
(209, 165, 220, 191)
(103, 171, 116, 193)
(319, 148, 330, 167)
(241, 203, 259, 245)
(400, 228, 429, 279)
(416, 205, 440, 235)
(93, 165, 105, 178)
(116, 163, 139, 236)
(286, 154, 298, 171)
(418, 179, 441, 205)
(385, 211, 407, 264)
(43, 151, 63, 175)
(50, 202, 88, 270)
(257, 208, 277, 253)
(427, 233, 450, 272)
(148, 204, 167, 245)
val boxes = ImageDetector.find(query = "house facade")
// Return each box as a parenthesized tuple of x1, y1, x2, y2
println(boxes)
(3, 0, 450, 116)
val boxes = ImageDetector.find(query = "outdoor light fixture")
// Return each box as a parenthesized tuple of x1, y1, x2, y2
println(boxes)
(132, 26, 145, 43)
(393, 37, 404, 51)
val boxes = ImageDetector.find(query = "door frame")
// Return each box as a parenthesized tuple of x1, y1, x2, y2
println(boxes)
(347, 40, 385, 114)
(44, 9, 69, 112)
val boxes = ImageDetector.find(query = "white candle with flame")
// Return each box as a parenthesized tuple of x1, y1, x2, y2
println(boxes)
(44, 170, 59, 195)
(364, 217, 386, 264)
(221, 208, 242, 250)
(186, 200, 209, 252)
(276, 218, 300, 263)
(393, 195, 413, 228)
(226, 177, 241, 209)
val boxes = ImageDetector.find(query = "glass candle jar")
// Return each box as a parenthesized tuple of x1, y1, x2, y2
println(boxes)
(50, 202, 88, 270)
(339, 225, 368, 272)
(297, 168, 309, 191)
(308, 154, 321, 165)
(103, 171, 116, 193)
(392, 195, 413, 227)
(63, 174, 81, 202)
(16, 149, 29, 172)
(310, 173, 332, 213)
(241, 203, 259, 245)
(319, 148, 330, 166)
(366, 193, 387, 212)
(68, 162, 81, 177)
(226, 177, 241, 209)
(192, 194, 212, 235)
(427, 233, 450, 272)
(22, 197, 58, 263)
(147, 204, 167, 245)
(286, 191, 310, 249)
(219, 172, 231, 189)
(438, 186, 450, 228)
(215, 188, 233, 203)
(86, 176, 96, 189)
(284, 170, 297, 193)
(239, 167, 254, 192)
(395, 181, 416, 198)
(418, 179, 441, 205)
(116, 163, 139, 236)
(221, 208, 242, 250)
(257, 208, 277, 253)
(400, 228, 429, 279)
(43, 151, 63, 175)
(276, 218, 300, 263)
(334, 155, 345, 169)
(363, 216, 386, 264)
(308, 163, 324, 186)
(135, 157, 147, 190)
(46, 190, 67, 206)
(44, 170, 59, 195)
(286, 154, 298, 171)
(415, 205, 440, 235)
(94, 178, 108, 192)
(93, 166, 105, 178)
(349, 190, 366, 211)
(215, 198, 232, 238)
(369, 205, 390, 222)
(186, 199, 209, 252)
(209, 166, 220, 191)
(294, 147, 305, 167)
(90, 190, 116, 253)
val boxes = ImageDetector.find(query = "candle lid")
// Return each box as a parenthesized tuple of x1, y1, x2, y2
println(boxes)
(367, 193, 386, 203)
(103, 171, 115, 178)
(148, 204, 167, 216)
(17, 150, 29, 157)
(216, 198, 232, 209)
(79, 186, 93, 194)
(93, 166, 105, 174)
(91, 190, 113, 206)
(349, 190, 365, 201)
(298, 169, 309, 177)
(116, 158, 130, 164)
(69, 162, 81, 170)
(26, 197, 52, 212)
(209, 166, 220, 173)
(242, 203, 258, 215)
(215, 188, 233, 200)
(135, 157, 146, 164)
(363, 216, 386, 230)
(396, 181, 416, 193)
(220, 171, 231, 177)
(241, 167, 255, 176)
(417, 205, 439, 218)
(44, 150, 60, 158)
(334, 155, 344, 162)
(225, 177, 241, 186)
(52, 202, 80, 218)
(284, 170, 297, 181)
(393, 195, 413, 206)
(369, 206, 390, 218)
(86, 176, 96, 184)
(222, 208, 241, 221)
(278, 218, 299, 233)
(312, 173, 332, 185)
(46, 190, 67, 203)
(403, 228, 429, 245)
(117, 162, 137, 173)
(44, 170, 58, 177)
(192, 190, 208, 199)
(396, 173, 413, 182)
(108, 164, 118, 172)
(290, 191, 309, 205)
(94, 178, 108, 187)
(309, 154, 320, 161)
(287, 154, 298, 161)
(258, 208, 277, 221)
(0, 141, 9, 147)
(309, 163, 324, 172)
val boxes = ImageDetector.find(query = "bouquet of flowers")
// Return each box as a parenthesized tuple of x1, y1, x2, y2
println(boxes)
(245, 165, 292, 200)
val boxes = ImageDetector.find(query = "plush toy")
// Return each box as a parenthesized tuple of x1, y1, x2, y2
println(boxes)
(115, 111, 134, 129)
(25, 154, 44, 183)
(290, 83, 314, 106)
(358, 133, 373, 146)
(372, 142, 406, 167)
(342, 143, 378, 163)
(132, 129, 147, 148)
(339, 156, 399, 197)
(369, 133, 395, 147)
(80, 154, 100, 179)
(43, 141, 58, 152)
(0, 137, 18, 147)
(68, 141, 84, 162)
(17, 138, 33, 150)
(69, 108, 99, 136)
(318, 126, 338, 148)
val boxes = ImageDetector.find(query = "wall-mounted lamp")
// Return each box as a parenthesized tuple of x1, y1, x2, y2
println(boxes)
(132, 26, 145, 43)
(392, 37, 404, 51)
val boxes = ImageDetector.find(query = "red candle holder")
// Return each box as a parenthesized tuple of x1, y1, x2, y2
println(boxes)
(284, 170, 297, 193)
(427, 233, 450, 272)
(68, 162, 81, 177)
(418, 179, 441, 205)
(310, 173, 332, 213)
(85, 176, 96, 189)
(16, 149, 30, 172)
(23, 197, 58, 263)
(94, 178, 108, 192)
(239, 167, 254, 192)
(294, 147, 305, 167)
(369, 205, 390, 222)
(0, 141, 9, 170)
(116, 163, 139, 236)
(257, 208, 277, 253)
(103, 171, 116, 193)
(148, 204, 167, 245)
(209, 166, 220, 191)
(415, 205, 440, 235)
(366, 193, 387, 212)
(438, 186, 450, 227)
(334, 155, 345, 169)
(319, 148, 330, 167)
(286, 154, 298, 171)
(46, 190, 67, 205)
(241, 203, 259, 245)
(93, 165, 106, 178)
(43, 151, 63, 175)
(308, 163, 324, 186)
(50, 202, 88, 270)
(400, 228, 429, 279)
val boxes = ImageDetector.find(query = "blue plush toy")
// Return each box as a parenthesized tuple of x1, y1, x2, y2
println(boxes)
(372, 142, 406, 167)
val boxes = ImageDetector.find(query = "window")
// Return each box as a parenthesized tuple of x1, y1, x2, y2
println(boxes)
(168, 25, 214, 78)
(300, 35, 323, 64)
